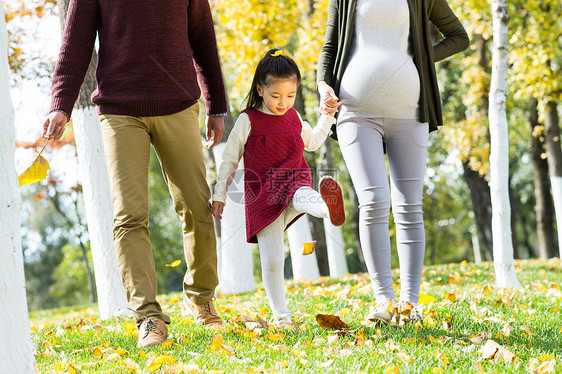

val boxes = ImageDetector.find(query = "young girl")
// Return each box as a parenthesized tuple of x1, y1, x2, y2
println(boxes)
(213, 49, 345, 326)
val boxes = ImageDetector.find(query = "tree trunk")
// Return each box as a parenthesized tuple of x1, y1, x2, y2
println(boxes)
(489, 0, 520, 287)
(543, 100, 562, 258)
(212, 142, 255, 294)
(462, 163, 493, 260)
(529, 98, 557, 259)
(0, 9, 35, 371)
(58, 0, 130, 318)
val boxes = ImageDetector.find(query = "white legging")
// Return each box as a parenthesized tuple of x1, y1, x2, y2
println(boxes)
(337, 117, 428, 305)
(257, 186, 328, 316)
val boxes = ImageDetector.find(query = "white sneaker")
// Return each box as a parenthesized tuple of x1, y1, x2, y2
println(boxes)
(366, 299, 394, 324)
(273, 311, 293, 327)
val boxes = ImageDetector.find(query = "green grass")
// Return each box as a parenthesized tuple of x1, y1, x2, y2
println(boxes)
(31, 259, 562, 373)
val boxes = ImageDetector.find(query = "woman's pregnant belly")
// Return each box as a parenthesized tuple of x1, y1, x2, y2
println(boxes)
(339, 50, 420, 120)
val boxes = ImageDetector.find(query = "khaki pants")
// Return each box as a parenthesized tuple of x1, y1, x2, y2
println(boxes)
(100, 104, 218, 325)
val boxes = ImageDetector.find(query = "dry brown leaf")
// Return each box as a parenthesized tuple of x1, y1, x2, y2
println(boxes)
(316, 314, 350, 330)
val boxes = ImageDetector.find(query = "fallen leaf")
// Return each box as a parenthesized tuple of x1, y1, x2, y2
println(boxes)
(316, 314, 350, 330)
(211, 334, 224, 351)
(538, 360, 556, 373)
(302, 241, 317, 255)
(419, 293, 437, 305)
(267, 331, 284, 341)
(481, 339, 500, 359)
(166, 260, 181, 267)
(445, 293, 457, 302)
(355, 329, 366, 346)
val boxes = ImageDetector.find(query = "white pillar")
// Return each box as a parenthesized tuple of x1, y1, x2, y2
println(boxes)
(0, 6, 36, 371)
(323, 218, 348, 277)
(213, 143, 254, 294)
(72, 107, 130, 318)
(287, 215, 320, 280)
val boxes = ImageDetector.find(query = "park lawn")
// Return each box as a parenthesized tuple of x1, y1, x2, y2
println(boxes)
(31, 258, 561, 373)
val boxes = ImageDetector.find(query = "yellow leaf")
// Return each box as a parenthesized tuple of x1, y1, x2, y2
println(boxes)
(18, 152, 50, 186)
(268, 331, 284, 341)
(211, 334, 224, 351)
(124, 358, 141, 372)
(302, 241, 317, 255)
(384, 365, 399, 374)
(520, 325, 534, 336)
(66, 364, 77, 374)
(445, 293, 457, 302)
(259, 307, 269, 314)
(155, 354, 176, 365)
(220, 344, 236, 356)
(92, 346, 103, 357)
(432, 368, 444, 373)
(166, 260, 182, 267)
(538, 360, 556, 373)
(418, 293, 437, 305)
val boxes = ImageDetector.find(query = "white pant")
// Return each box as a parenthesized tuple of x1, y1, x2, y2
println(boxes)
(337, 117, 428, 305)
(256, 186, 328, 315)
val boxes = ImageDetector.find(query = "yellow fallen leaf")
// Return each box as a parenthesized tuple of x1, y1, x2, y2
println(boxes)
(18, 144, 51, 186)
(445, 293, 457, 302)
(302, 241, 317, 255)
(538, 360, 556, 373)
(418, 293, 437, 305)
(220, 344, 236, 356)
(268, 332, 284, 341)
(432, 368, 444, 373)
(92, 346, 103, 357)
(166, 260, 182, 267)
(66, 364, 78, 374)
(211, 334, 224, 351)
(124, 358, 141, 372)
(384, 365, 399, 374)
(520, 325, 534, 336)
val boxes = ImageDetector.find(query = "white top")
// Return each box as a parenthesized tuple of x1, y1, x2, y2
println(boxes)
(213, 107, 336, 203)
(338, 0, 420, 120)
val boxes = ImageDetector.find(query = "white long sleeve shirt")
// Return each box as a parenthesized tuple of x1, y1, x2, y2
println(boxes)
(213, 107, 336, 203)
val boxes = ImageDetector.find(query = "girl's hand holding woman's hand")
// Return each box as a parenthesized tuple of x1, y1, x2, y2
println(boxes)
(212, 201, 225, 220)
(318, 81, 341, 116)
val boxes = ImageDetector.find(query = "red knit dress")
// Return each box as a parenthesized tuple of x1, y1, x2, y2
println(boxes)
(242, 108, 313, 243)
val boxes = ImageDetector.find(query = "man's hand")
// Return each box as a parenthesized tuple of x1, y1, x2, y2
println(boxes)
(212, 201, 225, 220)
(42, 111, 68, 140)
(205, 115, 225, 149)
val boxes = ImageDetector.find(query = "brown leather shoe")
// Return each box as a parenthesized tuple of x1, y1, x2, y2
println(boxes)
(137, 317, 168, 348)
(183, 299, 223, 327)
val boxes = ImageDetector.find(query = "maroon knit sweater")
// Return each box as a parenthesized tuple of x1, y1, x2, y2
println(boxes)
(50, 0, 227, 118)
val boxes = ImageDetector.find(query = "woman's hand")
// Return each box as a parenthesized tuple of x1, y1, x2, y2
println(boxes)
(318, 81, 341, 116)
(212, 201, 225, 220)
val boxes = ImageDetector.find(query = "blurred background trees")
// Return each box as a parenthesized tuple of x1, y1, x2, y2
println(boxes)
(5, 0, 560, 310)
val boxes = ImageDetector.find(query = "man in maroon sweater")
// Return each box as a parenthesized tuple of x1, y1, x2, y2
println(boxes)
(42, 0, 227, 347)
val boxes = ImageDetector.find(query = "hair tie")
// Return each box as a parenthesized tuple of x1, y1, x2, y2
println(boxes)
(270, 50, 283, 57)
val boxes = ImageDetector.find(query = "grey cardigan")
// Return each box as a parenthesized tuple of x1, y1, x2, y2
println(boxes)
(317, 0, 469, 134)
